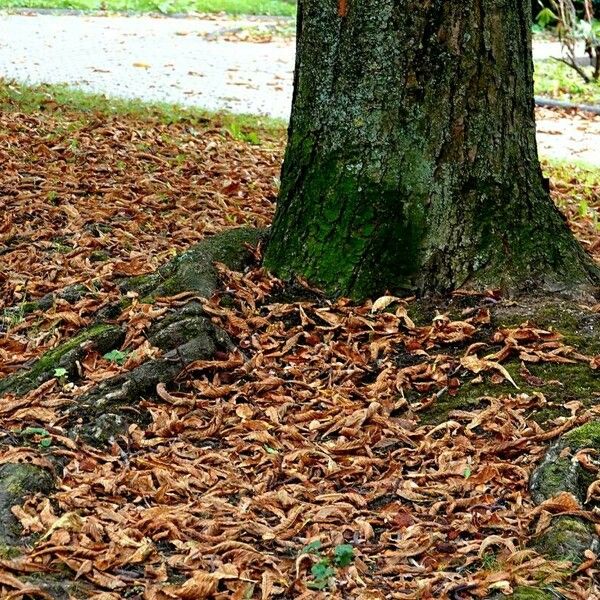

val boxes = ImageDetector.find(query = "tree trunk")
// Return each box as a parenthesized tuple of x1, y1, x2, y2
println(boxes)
(264, 0, 599, 299)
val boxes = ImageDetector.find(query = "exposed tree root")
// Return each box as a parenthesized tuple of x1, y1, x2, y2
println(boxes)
(0, 324, 125, 397)
(0, 227, 265, 564)
(68, 315, 232, 446)
(0, 227, 263, 398)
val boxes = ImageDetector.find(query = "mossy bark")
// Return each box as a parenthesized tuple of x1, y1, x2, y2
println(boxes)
(119, 227, 264, 301)
(264, 0, 600, 299)
(533, 516, 600, 565)
(68, 316, 232, 446)
(529, 421, 600, 565)
(0, 324, 125, 396)
(530, 421, 600, 505)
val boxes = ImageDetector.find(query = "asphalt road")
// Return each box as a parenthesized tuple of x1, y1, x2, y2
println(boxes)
(0, 13, 294, 118)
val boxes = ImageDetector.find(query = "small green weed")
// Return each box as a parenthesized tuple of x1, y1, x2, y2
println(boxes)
(302, 540, 323, 554)
(53, 367, 69, 387)
(480, 552, 499, 571)
(299, 541, 355, 591)
(309, 560, 335, 590)
(103, 349, 129, 365)
(46, 190, 59, 204)
(20, 426, 53, 448)
(333, 544, 354, 567)
(52, 241, 74, 254)
(226, 122, 261, 145)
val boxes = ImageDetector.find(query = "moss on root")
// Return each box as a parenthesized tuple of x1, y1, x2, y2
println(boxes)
(563, 420, 600, 447)
(528, 422, 600, 565)
(530, 420, 600, 505)
(0, 227, 265, 402)
(1, 284, 94, 326)
(20, 571, 90, 600)
(533, 516, 600, 565)
(0, 324, 125, 397)
(0, 463, 54, 547)
(495, 300, 600, 355)
(122, 227, 265, 302)
(422, 360, 599, 426)
(530, 453, 578, 505)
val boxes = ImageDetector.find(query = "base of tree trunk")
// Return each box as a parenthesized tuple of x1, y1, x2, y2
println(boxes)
(264, 0, 600, 301)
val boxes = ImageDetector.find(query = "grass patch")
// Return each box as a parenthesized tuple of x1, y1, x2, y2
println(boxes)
(543, 158, 600, 205)
(543, 157, 600, 178)
(419, 299, 600, 426)
(0, 0, 296, 15)
(534, 59, 600, 105)
(0, 80, 286, 135)
(543, 158, 600, 238)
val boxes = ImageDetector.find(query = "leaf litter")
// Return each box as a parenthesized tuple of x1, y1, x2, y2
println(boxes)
(1, 94, 600, 598)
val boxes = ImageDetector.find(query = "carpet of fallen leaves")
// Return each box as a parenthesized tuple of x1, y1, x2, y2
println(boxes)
(0, 100, 278, 377)
(1, 98, 600, 599)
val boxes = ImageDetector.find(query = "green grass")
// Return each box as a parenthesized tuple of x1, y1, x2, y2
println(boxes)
(543, 157, 600, 181)
(0, 0, 296, 15)
(0, 80, 286, 133)
(534, 59, 600, 105)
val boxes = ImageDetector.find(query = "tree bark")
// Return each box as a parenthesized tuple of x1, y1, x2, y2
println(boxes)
(264, 0, 599, 299)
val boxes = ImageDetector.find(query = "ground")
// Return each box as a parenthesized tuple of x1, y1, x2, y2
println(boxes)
(0, 83, 600, 599)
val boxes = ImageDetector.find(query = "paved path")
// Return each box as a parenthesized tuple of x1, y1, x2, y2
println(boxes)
(0, 13, 598, 165)
(0, 13, 294, 118)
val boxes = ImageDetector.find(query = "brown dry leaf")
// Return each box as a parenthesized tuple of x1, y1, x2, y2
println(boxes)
(461, 354, 519, 388)
(175, 571, 218, 599)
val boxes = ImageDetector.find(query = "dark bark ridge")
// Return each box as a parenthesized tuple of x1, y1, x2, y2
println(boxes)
(264, 0, 600, 299)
